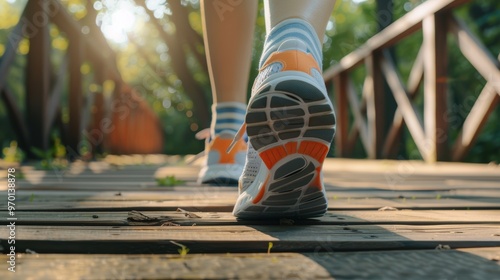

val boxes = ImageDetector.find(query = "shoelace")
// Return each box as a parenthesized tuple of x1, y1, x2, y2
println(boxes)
(193, 124, 248, 162)
(185, 128, 212, 165)
(226, 123, 247, 153)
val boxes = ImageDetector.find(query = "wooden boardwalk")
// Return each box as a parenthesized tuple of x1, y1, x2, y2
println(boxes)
(1, 157, 500, 279)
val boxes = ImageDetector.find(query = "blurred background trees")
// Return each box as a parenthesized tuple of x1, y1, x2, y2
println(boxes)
(1, 0, 499, 162)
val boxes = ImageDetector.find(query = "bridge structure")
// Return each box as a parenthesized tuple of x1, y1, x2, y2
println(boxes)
(324, 0, 500, 163)
(0, 0, 498, 163)
(0, 0, 499, 279)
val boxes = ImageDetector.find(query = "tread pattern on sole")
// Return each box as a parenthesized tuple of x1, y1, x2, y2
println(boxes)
(238, 78, 335, 219)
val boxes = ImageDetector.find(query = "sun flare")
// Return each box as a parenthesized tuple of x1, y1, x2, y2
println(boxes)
(100, 2, 137, 44)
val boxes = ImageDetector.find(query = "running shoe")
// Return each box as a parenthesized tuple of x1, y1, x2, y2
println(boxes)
(198, 133, 247, 185)
(232, 19, 336, 219)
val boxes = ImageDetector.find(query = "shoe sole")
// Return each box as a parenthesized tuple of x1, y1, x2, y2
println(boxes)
(199, 164, 243, 186)
(234, 71, 336, 219)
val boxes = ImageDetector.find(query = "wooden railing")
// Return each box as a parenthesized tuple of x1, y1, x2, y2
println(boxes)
(324, 0, 500, 162)
(0, 0, 164, 158)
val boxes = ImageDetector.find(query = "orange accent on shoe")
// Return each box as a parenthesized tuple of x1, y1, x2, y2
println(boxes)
(260, 50, 320, 75)
(253, 173, 270, 204)
(208, 136, 247, 164)
(312, 166, 323, 191)
(285, 142, 298, 155)
(260, 145, 287, 169)
(298, 141, 329, 163)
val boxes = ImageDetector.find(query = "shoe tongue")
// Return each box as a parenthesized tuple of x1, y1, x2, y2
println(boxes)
(277, 39, 308, 53)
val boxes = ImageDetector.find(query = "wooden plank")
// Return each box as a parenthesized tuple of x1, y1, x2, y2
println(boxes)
(347, 79, 370, 152)
(321, 158, 500, 175)
(4, 159, 499, 192)
(306, 248, 500, 280)
(407, 46, 425, 96)
(3, 187, 499, 204)
(382, 47, 424, 158)
(449, 15, 500, 96)
(334, 74, 349, 157)
(345, 77, 371, 152)
(457, 247, 500, 260)
(1, 224, 499, 254)
(423, 13, 449, 162)
(1, 249, 499, 280)
(380, 50, 427, 159)
(325, 178, 500, 191)
(449, 189, 500, 198)
(1, 196, 498, 211)
(347, 125, 360, 155)
(3, 175, 499, 192)
(0, 188, 435, 202)
(365, 53, 385, 159)
(323, 0, 471, 80)
(13, 158, 499, 179)
(0, 253, 333, 280)
(0, 190, 238, 202)
(451, 84, 500, 161)
(1, 210, 499, 226)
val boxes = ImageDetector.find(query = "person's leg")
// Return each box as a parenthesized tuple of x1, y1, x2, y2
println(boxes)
(201, 0, 256, 105)
(264, 0, 336, 43)
(260, 0, 336, 69)
(234, 0, 337, 219)
(198, 0, 257, 185)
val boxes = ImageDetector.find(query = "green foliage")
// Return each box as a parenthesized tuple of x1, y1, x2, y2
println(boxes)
(156, 175, 185, 187)
(170, 241, 189, 257)
(2, 141, 24, 163)
(31, 137, 68, 170)
(267, 242, 273, 254)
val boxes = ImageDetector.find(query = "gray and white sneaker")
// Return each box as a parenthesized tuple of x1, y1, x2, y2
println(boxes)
(231, 19, 336, 219)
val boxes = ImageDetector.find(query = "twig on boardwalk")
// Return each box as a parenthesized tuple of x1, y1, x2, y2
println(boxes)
(127, 210, 158, 222)
(176, 208, 201, 218)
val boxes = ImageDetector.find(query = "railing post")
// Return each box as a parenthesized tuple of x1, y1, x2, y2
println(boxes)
(68, 34, 84, 158)
(26, 0, 51, 156)
(365, 53, 385, 159)
(334, 74, 349, 157)
(423, 13, 449, 162)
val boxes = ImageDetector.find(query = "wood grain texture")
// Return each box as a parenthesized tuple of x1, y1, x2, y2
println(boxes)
(2, 197, 499, 211)
(1, 224, 499, 254)
(1, 158, 499, 278)
(1, 249, 498, 280)
(0, 210, 499, 226)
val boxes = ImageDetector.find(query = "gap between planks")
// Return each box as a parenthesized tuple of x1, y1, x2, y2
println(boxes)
(0, 210, 499, 226)
(1, 224, 499, 254)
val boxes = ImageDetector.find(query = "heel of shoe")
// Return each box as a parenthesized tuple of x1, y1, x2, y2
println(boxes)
(240, 74, 335, 218)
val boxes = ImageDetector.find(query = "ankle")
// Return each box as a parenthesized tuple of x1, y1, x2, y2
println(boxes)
(260, 18, 323, 69)
(211, 102, 246, 137)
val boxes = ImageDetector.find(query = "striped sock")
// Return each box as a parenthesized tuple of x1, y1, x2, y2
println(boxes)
(211, 102, 246, 136)
(259, 18, 323, 69)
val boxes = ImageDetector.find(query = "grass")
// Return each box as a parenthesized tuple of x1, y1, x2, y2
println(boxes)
(156, 175, 185, 187)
